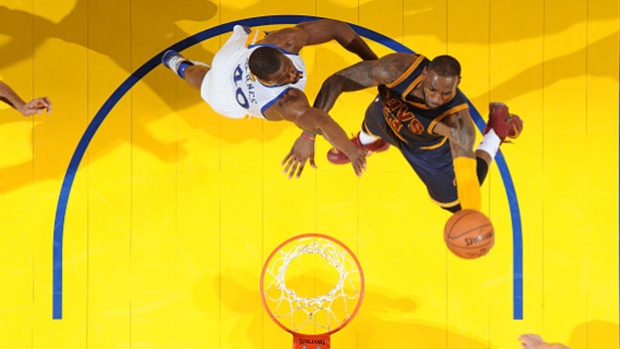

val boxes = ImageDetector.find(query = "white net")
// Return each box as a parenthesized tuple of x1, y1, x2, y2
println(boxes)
(262, 235, 363, 335)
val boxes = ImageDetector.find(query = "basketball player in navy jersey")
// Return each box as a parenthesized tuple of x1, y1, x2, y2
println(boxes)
(162, 19, 377, 178)
(311, 52, 523, 212)
(0, 80, 52, 116)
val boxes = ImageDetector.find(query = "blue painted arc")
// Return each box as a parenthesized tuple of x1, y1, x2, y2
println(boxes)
(52, 15, 523, 320)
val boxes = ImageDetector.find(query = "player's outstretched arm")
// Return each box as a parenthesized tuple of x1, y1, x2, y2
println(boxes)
(263, 19, 377, 60)
(314, 53, 414, 113)
(295, 19, 378, 60)
(269, 89, 367, 178)
(0, 80, 52, 116)
(296, 107, 367, 177)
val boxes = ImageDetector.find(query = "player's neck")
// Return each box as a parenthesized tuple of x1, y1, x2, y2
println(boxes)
(408, 83, 425, 103)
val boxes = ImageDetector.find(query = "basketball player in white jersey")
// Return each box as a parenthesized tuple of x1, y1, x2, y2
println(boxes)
(162, 19, 377, 178)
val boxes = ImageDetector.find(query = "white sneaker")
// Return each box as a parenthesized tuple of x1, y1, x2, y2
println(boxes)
(162, 50, 210, 78)
(162, 50, 190, 77)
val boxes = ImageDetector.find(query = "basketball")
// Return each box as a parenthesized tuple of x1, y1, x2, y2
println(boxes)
(443, 209, 494, 259)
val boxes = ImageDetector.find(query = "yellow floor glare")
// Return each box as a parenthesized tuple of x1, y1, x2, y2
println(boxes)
(264, 0, 316, 14)
(173, 71, 223, 348)
(443, 1, 493, 346)
(0, 74, 37, 349)
(485, 0, 546, 345)
(167, 11, 227, 345)
(79, 2, 134, 345)
(124, 2, 178, 346)
(539, 1, 591, 346)
(20, 1, 91, 348)
(216, 5, 271, 349)
(403, 0, 448, 58)
(584, 2, 620, 348)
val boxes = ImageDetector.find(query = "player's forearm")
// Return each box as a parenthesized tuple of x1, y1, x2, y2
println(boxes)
(0, 81, 26, 111)
(313, 115, 359, 156)
(313, 77, 344, 113)
(313, 73, 368, 112)
(341, 35, 378, 60)
(329, 21, 377, 60)
(299, 20, 377, 60)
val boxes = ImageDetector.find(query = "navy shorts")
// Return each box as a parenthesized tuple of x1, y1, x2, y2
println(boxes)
(362, 97, 458, 208)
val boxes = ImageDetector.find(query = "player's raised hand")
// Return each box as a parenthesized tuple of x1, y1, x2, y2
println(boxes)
(282, 134, 317, 179)
(346, 147, 368, 177)
(19, 96, 52, 116)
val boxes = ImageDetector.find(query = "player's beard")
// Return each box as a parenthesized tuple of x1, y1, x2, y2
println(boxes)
(421, 88, 439, 109)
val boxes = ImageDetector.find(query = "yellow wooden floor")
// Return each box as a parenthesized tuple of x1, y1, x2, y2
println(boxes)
(0, 0, 618, 348)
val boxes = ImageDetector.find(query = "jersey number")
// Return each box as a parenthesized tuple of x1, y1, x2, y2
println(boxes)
(233, 65, 249, 109)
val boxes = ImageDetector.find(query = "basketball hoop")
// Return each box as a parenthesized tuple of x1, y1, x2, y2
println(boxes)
(260, 233, 365, 349)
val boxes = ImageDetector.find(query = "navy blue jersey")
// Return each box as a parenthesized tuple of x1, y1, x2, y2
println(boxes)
(378, 54, 469, 148)
(360, 54, 473, 209)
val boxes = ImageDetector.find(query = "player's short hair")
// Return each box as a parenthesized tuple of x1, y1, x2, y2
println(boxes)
(428, 55, 461, 78)
(248, 46, 282, 80)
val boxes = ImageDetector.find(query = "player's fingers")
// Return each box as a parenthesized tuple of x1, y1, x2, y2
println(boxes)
(295, 163, 305, 178)
(288, 162, 299, 179)
(358, 159, 367, 175)
(43, 97, 52, 113)
(283, 159, 294, 174)
(281, 152, 293, 166)
(309, 157, 317, 168)
(33, 99, 45, 108)
(353, 163, 362, 177)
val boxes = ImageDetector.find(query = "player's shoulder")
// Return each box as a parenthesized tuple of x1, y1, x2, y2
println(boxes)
(259, 27, 307, 53)
(278, 87, 306, 101)
(273, 87, 309, 111)
(452, 89, 469, 105)
(263, 87, 309, 121)
(375, 52, 421, 79)
(379, 52, 421, 66)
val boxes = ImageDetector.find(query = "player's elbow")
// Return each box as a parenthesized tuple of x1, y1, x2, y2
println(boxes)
(314, 77, 344, 111)
(449, 122, 475, 150)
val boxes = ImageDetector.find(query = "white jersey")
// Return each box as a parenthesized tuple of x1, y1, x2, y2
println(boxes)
(200, 25, 307, 119)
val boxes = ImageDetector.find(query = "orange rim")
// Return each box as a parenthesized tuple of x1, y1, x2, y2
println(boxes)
(260, 233, 365, 336)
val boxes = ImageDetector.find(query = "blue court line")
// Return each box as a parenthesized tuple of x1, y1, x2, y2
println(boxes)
(52, 15, 523, 320)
